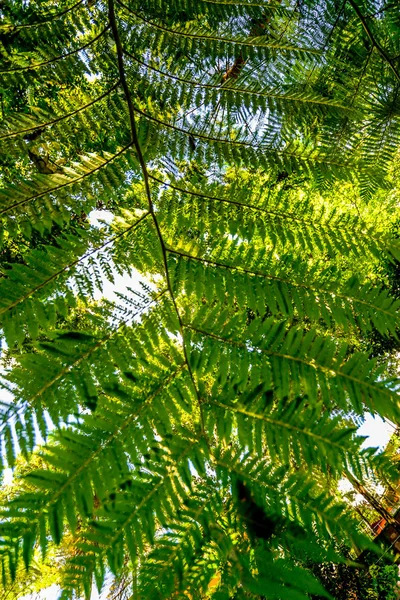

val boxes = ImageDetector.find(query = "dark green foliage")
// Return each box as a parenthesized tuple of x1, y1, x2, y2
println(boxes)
(309, 542, 399, 600)
(0, 0, 400, 598)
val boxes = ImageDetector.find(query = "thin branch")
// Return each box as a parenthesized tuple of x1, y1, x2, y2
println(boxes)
(107, 0, 206, 438)
(346, 471, 400, 527)
(348, 0, 400, 83)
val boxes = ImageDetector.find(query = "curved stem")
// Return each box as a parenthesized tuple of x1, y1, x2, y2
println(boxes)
(107, 0, 206, 438)
(348, 0, 400, 83)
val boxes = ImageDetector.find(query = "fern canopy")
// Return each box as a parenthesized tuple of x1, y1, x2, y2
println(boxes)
(1, 0, 400, 597)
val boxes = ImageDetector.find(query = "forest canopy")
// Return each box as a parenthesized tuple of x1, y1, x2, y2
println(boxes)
(1, 0, 400, 598)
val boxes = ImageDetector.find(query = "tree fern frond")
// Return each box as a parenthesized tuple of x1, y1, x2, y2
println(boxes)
(151, 173, 394, 260)
(125, 49, 351, 111)
(0, 368, 188, 546)
(167, 250, 400, 337)
(1, 0, 400, 596)
(52, 433, 206, 597)
(120, 2, 323, 56)
(212, 448, 370, 548)
(129, 105, 358, 176)
(0, 26, 110, 75)
(0, 211, 149, 346)
(0, 0, 87, 31)
(186, 319, 399, 419)
(347, 0, 400, 83)
(0, 147, 133, 221)
(0, 82, 120, 141)
(0, 293, 167, 464)
(137, 486, 222, 600)
(206, 393, 365, 477)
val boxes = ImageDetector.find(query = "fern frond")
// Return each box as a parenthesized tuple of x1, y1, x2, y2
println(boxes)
(0, 83, 120, 141)
(168, 250, 400, 337)
(0, 148, 134, 225)
(186, 318, 399, 419)
(0, 211, 149, 346)
(1, 0, 399, 596)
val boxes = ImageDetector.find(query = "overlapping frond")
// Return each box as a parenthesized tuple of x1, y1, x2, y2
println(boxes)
(1, 0, 400, 597)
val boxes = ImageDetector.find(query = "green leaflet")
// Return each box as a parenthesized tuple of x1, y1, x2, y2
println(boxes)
(1, 0, 400, 597)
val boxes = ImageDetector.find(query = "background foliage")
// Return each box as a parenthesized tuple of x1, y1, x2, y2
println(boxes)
(1, 0, 400, 597)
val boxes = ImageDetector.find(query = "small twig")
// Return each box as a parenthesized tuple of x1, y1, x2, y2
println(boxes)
(348, 0, 400, 83)
(108, 0, 207, 439)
